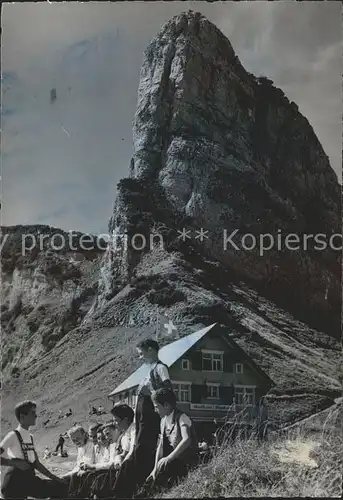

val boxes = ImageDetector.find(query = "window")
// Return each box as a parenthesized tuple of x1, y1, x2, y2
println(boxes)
(182, 359, 190, 371)
(128, 390, 137, 407)
(131, 389, 138, 408)
(202, 351, 223, 372)
(173, 383, 191, 403)
(235, 363, 243, 374)
(234, 386, 255, 406)
(244, 388, 254, 405)
(235, 388, 244, 405)
(207, 384, 220, 399)
(180, 384, 191, 402)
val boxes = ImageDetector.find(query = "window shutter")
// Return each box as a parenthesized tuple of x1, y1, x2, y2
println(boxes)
(190, 350, 202, 371)
(219, 385, 234, 404)
(223, 353, 233, 372)
(191, 384, 205, 403)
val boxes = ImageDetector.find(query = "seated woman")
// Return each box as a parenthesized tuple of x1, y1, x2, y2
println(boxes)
(62, 425, 96, 497)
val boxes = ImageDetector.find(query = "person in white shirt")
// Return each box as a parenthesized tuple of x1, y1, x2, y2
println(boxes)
(84, 423, 121, 473)
(103, 423, 121, 468)
(64, 426, 96, 477)
(83, 421, 123, 498)
(0, 400, 68, 499)
(94, 428, 107, 464)
(68, 423, 118, 498)
(88, 422, 101, 446)
(84, 427, 111, 472)
(111, 339, 172, 498)
(63, 425, 96, 497)
(111, 405, 135, 468)
(144, 388, 198, 495)
(91, 404, 135, 498)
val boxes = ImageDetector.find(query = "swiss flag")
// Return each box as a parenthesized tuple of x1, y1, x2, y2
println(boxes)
(150, 313, 178, 341)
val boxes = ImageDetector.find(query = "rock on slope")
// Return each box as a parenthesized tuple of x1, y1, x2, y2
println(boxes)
(1, 12, 341, 442)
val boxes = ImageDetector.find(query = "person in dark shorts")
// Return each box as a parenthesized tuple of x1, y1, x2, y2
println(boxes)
(141, 388, 198, 496)
(111, 339, 172, 498)
(0, 400, 68, 499)
(55, 433, 65, 454)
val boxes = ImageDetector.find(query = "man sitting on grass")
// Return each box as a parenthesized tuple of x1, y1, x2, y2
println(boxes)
(141, 387, 198, 495)
(0, 400, 68, 499)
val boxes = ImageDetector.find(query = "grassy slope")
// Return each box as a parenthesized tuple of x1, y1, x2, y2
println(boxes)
(163, 402, 342, 498)
(1, 252, 340, 462)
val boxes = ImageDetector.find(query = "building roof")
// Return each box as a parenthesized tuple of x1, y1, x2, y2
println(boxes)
(108, 323, 216, 398)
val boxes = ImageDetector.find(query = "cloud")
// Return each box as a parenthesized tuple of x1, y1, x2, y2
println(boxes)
(2, 2, 341, 234)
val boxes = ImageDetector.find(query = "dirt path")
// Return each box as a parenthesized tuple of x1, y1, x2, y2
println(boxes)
(273, 439, 318, 468)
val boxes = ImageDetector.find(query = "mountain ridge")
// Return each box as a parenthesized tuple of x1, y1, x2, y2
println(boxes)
(1, 11, 340, 441)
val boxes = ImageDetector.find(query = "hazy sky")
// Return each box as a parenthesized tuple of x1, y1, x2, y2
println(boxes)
(2, 1, 342, 234)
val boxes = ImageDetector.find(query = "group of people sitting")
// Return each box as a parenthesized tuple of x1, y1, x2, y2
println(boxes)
(89, 405, 106, 417)
(0, 338, 199, 499)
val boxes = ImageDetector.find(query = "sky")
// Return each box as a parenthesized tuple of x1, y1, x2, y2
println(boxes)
(2, 1, 342, 235)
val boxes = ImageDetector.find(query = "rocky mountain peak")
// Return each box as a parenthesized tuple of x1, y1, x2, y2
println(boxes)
(104, 11, 340, 337)
(143, 10, 236, 68)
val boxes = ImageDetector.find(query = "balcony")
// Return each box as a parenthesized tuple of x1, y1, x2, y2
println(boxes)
(177, 401, 256, 423)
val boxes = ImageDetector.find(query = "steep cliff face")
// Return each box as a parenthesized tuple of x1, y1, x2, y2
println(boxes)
(102, 10, 340, 336)
(1, 225, 104, 374)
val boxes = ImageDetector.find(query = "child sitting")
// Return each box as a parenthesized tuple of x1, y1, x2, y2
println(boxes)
(83, 423, 119, 473)
(144, 387, 198, 494)
(70, 423, 120, 498)
(64, 426, 96, 477)
(88, 423, 102, 446)
(63, 425, 96, 497)
(111, 403, 135, 467)
(91, 404, 135, 498)
(103, 422, 121, 466)
(94, 427, 110, 465)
